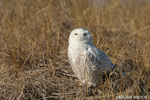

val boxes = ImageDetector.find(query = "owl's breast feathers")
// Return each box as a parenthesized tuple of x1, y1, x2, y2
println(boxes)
(68, 44, 114, 72)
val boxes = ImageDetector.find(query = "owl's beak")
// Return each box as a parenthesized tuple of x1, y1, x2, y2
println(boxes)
(80, 37, 83, 41)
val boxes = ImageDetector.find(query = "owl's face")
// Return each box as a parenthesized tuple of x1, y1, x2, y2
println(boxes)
(69, 28, 92, 45)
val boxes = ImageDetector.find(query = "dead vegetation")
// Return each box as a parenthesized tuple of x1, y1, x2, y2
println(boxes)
(0, 0, 150, 99)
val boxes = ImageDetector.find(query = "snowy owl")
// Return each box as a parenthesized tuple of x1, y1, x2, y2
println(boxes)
(68, 28, 115, 87)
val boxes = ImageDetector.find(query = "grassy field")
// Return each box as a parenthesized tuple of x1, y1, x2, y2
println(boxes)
(0, 0, 150, 99)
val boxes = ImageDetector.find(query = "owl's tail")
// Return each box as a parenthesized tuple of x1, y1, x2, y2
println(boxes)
(112, 64, 117, 71)
(111, 64, 135, 82)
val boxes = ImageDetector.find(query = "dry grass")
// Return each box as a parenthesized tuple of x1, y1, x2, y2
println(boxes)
(0, 0, 150, 99)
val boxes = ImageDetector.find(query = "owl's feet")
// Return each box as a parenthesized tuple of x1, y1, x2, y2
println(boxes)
(79, 81, 97, 88)
(80, 82, 97, 97)
(88, 82, 97, 88)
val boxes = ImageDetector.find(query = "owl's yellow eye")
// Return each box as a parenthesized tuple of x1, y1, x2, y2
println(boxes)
(83, 34, 87, 36)
(74, 33, 78, 35)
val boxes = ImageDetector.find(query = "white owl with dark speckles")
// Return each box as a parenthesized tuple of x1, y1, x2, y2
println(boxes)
(68, 28, 115, 87)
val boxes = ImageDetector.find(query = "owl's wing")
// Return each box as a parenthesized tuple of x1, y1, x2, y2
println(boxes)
(86, 45, 115, 72)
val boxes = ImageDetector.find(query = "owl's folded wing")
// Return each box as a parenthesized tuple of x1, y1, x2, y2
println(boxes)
(86, 46, 115, 72)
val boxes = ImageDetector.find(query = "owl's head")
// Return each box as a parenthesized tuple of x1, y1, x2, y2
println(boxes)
(69, 28, 93, 45)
